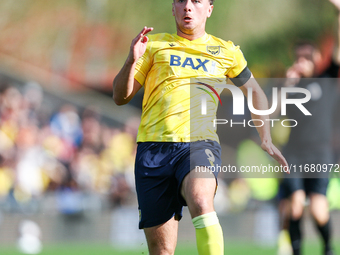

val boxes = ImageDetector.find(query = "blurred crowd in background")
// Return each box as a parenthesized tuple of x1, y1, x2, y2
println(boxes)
(0, 80, 140, 215)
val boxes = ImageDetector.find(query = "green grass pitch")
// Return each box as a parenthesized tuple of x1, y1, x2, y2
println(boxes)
(0, 241, 338, 255)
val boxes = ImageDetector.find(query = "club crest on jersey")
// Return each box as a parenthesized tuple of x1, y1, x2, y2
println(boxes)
(207, 46, 220, 55)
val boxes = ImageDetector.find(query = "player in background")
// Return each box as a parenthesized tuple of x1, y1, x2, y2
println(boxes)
(280, 1, 340, 255)
(113, 0, 288, 254)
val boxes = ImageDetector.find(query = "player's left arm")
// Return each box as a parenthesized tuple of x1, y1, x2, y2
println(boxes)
(239, 74, 289, 169)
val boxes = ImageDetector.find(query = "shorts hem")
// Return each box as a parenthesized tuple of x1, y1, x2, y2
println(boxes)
(139, 212, 183, 229)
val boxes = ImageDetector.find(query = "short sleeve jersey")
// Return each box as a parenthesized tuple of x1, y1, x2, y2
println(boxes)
(134, 33, 249, 143)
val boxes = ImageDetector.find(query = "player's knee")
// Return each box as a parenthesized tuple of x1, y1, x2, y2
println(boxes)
(195, 197, 211, 211)
(313, 214, 329, 226)
(148, 242, 176, 255)
(189, 197, 214, 217)
(291, 205, 304, 220)
(310, 207, 329, 226)
(310, 194, 329, 225)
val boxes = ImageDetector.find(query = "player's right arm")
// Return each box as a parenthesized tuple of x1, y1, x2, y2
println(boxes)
(113, 27, 153, 105)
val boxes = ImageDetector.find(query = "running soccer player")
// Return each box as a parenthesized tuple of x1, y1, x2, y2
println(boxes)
(113, 0, 288, 254)
(280, 1, 340, 254)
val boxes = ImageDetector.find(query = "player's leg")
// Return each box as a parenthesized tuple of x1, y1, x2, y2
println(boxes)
(174, 140, 223, 255)
(135, 142, 183, 255)
(290, 189, 305, 220)
(279, 198, 291, 232)
(308, 178, 333, 255)
(289, 189, 305, 255)
(277, 181, 293, 255)
(310, 193, 329, 226)
(181, 169, 224, 255)
(310, 193, 333, 255)
(285, 177, 305, 255)
(144, 217, 179, 255)
(181, 169, 216, 217)
(278, 198, 293, 255)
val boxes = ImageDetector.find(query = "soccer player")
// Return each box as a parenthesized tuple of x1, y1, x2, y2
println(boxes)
(281, 1, 340, 254)
(113, 0, 288, 254)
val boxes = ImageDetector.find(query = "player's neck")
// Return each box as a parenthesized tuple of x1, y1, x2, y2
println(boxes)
(176, 29, 206, 41)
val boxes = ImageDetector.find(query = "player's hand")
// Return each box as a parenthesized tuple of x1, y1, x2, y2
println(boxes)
(128, 26, 153, 63)
(286, 65, 301, 79)
(329, 0, 340, 10)
(261, 141, 290, 173)
(284, 65, 301, 87)
(285, 66, 300, 87)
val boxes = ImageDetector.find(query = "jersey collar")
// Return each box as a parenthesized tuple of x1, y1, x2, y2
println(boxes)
(173, 32, 210, 44)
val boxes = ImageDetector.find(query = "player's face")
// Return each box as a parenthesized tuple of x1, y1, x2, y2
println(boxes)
(294, 46, 316, 78)
(172, 0, 213, 38)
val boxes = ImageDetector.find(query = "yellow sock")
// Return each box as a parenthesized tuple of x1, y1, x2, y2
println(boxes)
(192, 212, 224, 255)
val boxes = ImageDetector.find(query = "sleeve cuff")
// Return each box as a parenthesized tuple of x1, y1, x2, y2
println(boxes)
(229, 67, 251, 87)
(134, 71, 146, 86)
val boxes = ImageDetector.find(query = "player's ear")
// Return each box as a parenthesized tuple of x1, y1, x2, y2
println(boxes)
(172, 2, 175, 16)
(207, 4, 213, 18)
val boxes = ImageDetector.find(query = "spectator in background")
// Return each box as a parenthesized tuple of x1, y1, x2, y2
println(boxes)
(0, 154, 14, 199)
(50, 104, 83, 148)
(0, 78, 138, 213)
(15, 123, 45, 209)
(280, 1, 340, 254)
(81, 106, 103, 153)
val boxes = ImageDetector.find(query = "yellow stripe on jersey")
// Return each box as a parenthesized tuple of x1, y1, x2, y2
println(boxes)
(134, 33, 247, 143)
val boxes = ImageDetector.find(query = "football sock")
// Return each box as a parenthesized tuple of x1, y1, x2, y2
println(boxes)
(192, 211, 224, 255)
(277, 229, 292, 255)
(316, 220, 332, 254)
(289, 218, 302, 255)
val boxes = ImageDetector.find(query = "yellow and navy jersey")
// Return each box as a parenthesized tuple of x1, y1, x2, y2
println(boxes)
(134, 32, 250, 143)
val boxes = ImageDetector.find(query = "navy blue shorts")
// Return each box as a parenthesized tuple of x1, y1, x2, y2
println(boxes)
(280, 153, 331, 199)
(135, 140, 221, 229)
(281, 178, 329, 198)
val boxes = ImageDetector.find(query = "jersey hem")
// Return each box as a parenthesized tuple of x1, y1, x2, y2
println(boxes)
(136, 136, 220, 143)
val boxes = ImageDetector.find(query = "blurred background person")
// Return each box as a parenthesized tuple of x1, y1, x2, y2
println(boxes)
(280, 1, 340, 255)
